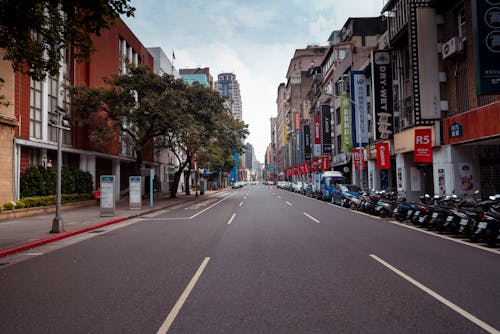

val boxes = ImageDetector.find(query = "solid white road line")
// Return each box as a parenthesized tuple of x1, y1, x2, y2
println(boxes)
(370, 254, 499, 334)
(156, 257, 211, 334)
(304, 212, 320, 223)
(189, 193, 234, 219)
(286, 201, 292, 206)
(386, 220, 500, 255)
(227, 213, 236, 225)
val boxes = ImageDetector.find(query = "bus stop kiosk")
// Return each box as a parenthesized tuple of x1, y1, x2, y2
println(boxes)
(129, 176, 142, 210)
(100, 175, 115, 217)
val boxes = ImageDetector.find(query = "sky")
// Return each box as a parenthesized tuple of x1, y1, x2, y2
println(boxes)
(122, 0, 386, 163)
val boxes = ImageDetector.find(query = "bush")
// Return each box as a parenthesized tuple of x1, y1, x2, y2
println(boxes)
(3, 201, 15, 210)
(15, 199, 26, 209)
(21, 165, 93, 198)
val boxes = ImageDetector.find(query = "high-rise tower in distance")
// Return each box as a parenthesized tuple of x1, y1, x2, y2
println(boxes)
(215, 73, 242, 121)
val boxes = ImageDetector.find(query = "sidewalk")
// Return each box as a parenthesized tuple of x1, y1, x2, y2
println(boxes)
(0, 189, 224, 258)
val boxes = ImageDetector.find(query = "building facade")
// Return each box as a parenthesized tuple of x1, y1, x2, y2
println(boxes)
(9, 18, 154, 201)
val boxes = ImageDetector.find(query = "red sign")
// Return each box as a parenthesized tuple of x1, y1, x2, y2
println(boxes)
(414, 128, 432, 162)
(314, 115, 321, 145)
(304, 162, 310, 174)
(353, 148, 366, 170)
(312, 159, 320, 172)
(376, 142, 390, 169)
(321, 155, 330, 171)
(295, 112, 301, 131)
(293, 166, 299, 175)
(299, 163, 305, 175)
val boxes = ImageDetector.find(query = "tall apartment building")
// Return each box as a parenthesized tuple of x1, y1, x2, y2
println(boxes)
(215, 73, 242, 121)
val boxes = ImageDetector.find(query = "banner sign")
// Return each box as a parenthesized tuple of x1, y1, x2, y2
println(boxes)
(312, 158, 320, 172)
(353, 148, 366, 170)
(321, 155, 330, 171)
(293, 166, 299, 175)
(295, 112, 301, 130)
(321, 105, 332, 154)
(314, 115, 321, 144)
(304, 162, 310, 174)
(376, 142, 391, 169)
(303, 125, 311, 161)
(371, 50, 393, 140)
(472, 1, 500, 95)
(414, 128, 432, 163)
(351, 71, 369, 145)
(299, 163, 305, 175)
(340, 94, 352, 152)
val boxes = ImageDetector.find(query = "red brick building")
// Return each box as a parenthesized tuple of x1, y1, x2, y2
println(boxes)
(10, 18, 154, 200)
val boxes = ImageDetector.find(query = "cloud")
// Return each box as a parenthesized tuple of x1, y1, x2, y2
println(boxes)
(123, 0, 385, 161)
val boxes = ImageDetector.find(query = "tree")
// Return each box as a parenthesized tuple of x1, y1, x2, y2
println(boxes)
(163, 82, 248, 198)
(70, 65, 185, 175)
(0, 0, 134, 81)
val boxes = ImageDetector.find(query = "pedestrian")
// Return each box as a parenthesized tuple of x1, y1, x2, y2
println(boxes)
(94, 187, 101, 205)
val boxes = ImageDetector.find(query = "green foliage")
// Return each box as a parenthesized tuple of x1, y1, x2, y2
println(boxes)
(2, 201, 15, 210)
(15, 199, 26, 209)
(21, 164, 93, 197)
(0, 0, 135, 81)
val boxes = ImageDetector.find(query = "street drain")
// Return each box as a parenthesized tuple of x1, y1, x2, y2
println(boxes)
(0, 262, 10, 267)
(89, 230, 105, 233)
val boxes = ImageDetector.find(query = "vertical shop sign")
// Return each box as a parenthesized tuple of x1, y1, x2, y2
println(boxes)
(313, 115, 321, 157)
(321, 105, 332, 154)
(303, 125, 311, 161)
(472, 1, 500, 95)
(351, 71, 369, 145)
(371, 50, 393, 140)
(295, 112, 301, 131)
(340, 94, 352, 152)
(414, 128, 432, 163)
(321, 155, 330, 171)
(353, 148, 366, 170)
(376, 142, 391, 169)
(304, 161, 310, 174)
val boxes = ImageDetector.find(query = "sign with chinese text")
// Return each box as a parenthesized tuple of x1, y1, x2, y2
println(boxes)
(340, 94, 352, 152)
(414, 128, 432, 163)
(321, 105, 332, 154)
(351, 71, 369, 144)
(371, 50, 393, 140)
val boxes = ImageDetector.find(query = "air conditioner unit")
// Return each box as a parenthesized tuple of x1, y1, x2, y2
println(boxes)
(442, 36, 463, 60)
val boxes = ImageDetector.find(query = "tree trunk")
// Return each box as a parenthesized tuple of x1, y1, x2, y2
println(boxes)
(170, 169, 183, 198)
(184, 169, 191, 195)
(169, 155, 191, 198)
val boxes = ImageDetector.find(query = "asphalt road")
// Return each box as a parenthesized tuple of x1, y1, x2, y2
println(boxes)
(0, 185, 499, 333)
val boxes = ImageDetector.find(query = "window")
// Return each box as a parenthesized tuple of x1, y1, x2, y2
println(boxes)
(458, 8, 466, 40)
(30, 79, 43, 139)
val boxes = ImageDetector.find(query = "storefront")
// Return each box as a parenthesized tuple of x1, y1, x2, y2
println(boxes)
(442, 102, 500, 199)
(393, 126, 436, 201)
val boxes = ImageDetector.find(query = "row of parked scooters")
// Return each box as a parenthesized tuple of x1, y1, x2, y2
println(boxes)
(339, 189, 500, 247)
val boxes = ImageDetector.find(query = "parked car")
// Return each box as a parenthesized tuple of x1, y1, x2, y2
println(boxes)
(332, 184, 362, 207)
(232, 182, 243, 189)
(293, 182, 305, 193)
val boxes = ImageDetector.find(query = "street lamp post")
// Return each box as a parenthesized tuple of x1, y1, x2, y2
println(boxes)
(50, 105, 70, 233)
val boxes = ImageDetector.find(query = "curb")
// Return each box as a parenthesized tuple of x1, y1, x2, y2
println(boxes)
(0, 189, 225, 259)
(0, 217, 128, 258)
